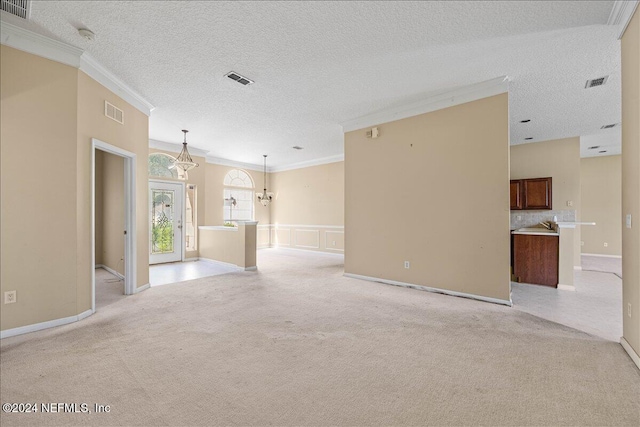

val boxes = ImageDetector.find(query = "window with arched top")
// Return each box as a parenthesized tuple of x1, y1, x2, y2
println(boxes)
(223, 169, 254, 222)
(148, 153, 188, 180)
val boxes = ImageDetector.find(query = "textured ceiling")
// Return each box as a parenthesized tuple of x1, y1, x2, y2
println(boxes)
(8, 1, 623, 167)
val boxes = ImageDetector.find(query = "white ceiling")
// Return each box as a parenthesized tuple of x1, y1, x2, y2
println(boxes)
(4, 1, 625, 167)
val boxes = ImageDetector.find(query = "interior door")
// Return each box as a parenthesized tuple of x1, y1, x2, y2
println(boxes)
(149, 181, 184, 264)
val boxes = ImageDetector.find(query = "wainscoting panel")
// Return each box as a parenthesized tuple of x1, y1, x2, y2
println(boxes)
(295, 229, 320, 249)
(258, 224, 344, 254)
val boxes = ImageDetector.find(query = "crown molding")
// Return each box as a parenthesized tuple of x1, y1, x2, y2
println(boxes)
(608, 0, 639, 39)
(340, 75, 510, 133)
(0, 20, 82, 67)
(268, 154, 344, 172)
(149, 139, 209, 158)
(80, 53, 154, 116)
(205, 155, 264, 172)
(0, 19, 154, 116)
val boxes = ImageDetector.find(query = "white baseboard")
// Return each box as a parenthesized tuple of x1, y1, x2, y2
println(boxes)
(198, 257, 258, 271)
(581, 253, 622, 259)
(269, 246, 345, 257)
(1, 309, 94, 340)
(557, 284, 576, 291)
(183, 257, 199, 262)
(574, 266, 582, 271)
(620, 337, 640, 370)
(134, 283, 150, 294)
(97, 264, 125, 280)
(344, 273, 512, 307)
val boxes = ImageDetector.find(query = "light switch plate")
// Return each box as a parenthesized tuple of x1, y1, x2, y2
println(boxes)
(626, 214, 632, 229)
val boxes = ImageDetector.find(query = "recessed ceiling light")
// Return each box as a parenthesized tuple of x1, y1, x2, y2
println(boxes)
(585, 76, 608, 88)
(520, 119, 531, 123)
(599, 150, 607, 153)
(525, 137, 533, 140)
(588, 145, 601, 150)
(225, 71, 254, 85)
(600, 123, 618, 129)
(292, 146, 304, 150)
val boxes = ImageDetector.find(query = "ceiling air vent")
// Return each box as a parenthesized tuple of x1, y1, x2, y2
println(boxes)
(585, 76, 608, 88)
(600, 123, 618, 129)
(1, 0, 30, 19)
(104, 101, 124, 124)
(225, 71, 254, 86)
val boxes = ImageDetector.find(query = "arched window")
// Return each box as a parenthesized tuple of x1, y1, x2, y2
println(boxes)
(223, 169, 254, 222)
(148, 153, 187, 180)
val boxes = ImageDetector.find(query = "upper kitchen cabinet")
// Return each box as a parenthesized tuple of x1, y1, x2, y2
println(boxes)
(510, 177, 552, 210)
(510, 180, 523, 210)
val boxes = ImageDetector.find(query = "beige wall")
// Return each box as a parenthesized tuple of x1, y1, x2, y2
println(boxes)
(77, 70, 150, 312)
(0, 45, 150, 332)
(150, 148, 207, 260)
(510, 137, 582, 266)
(266, 161, 345, 253)
(621, 8, 640, 358)
(345, 93, 511, 302)
(97, 151, 125, 274)
(199, 223, 257, 269)
(580, 155, 622, 256)
(1, 46, 79, 330)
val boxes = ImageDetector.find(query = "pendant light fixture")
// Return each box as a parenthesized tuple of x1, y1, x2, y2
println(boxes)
(171, 130, 199, 173)
(256, 155, 274, 206)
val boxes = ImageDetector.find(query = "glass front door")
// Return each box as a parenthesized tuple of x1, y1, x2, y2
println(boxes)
(149, 181, 183, 264)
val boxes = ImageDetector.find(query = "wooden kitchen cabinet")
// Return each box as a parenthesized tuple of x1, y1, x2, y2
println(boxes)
(512, 233, 559, 287)
(510, 180, 523, 210)
(510, 177, 552, 210)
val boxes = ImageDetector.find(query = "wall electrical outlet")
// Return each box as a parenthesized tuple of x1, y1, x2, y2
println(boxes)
(604, 242, 608, 247)
(404, 261, 410, 269)
(4, 291, 16, 304)
(567, 201, 573, 207)
(626, 214, 632, 229)
(332, 241, 336, 246)
(629, 303, 632, 318)
(516, 215, 522, 221)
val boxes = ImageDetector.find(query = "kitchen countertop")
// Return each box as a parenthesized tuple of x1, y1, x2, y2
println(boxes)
(511, 227, 559, 236)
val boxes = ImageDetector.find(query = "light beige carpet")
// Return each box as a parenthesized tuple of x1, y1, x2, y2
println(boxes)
(1, 249, 639, 426)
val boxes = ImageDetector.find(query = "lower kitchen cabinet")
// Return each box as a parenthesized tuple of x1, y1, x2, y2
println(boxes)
(512, 233, 559, 287)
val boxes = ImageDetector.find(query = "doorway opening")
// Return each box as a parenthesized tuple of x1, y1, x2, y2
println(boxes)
(91, 139, 137, 312)
(149, 180, 185, 265)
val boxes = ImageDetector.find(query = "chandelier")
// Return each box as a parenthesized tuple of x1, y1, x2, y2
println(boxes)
(256, 155, 274, 206)
(171, 129, 199, 173)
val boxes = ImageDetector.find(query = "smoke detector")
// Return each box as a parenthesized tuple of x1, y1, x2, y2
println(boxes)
(78, 28, 95, 42)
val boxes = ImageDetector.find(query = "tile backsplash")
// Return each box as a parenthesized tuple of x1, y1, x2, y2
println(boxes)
(510, 209, 576, 230)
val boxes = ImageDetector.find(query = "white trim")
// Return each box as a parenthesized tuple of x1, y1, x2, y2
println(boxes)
(244, 266, 258, 271)
(268, 154, 345, 172)
(92, 138, 138, 312)
(557, 284, 576, 291)
(80, 54, 154, 116)
(556, 222, 596, 228)
(265, 224, 344, 229)
(0, 309, 94, 340)
(609, 0, 640, 39)
(581, 253, 623, 259)
(236, 220, 259, 225)
(183, 257, 199, 262)
(341, 76, 509, 132)
(573, 266, 582, 271)
(344, 273, 512, 306)
(134, 283, 150, 294)
(0, 20, 154, 116)
(267, 246, 345, 258)
(206, 155, 263, 172)
(620, 337, 640, 370)
(0, 20, 82, 67)
(199, 225, 238, 232)
(97, 265, 125, 280)
(149, 138, 209, 158)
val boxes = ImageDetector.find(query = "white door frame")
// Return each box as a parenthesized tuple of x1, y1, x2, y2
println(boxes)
(91, 138, 137, 312)
(149, 179, 186, 264)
